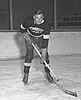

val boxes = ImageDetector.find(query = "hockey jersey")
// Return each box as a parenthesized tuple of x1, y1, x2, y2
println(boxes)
(20, 17, 50, 39)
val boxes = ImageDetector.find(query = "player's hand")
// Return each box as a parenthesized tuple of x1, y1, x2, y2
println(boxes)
(23, 35, 32, 46)
(27, 40, 32, 45)
(23, 33, 30, 40)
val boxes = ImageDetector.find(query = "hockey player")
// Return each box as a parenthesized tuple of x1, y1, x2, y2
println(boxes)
(20, 10, 54, 84)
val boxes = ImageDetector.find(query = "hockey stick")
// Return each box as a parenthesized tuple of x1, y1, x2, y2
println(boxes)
(32, 42, 78, 97)
(32, 43, 59, 82)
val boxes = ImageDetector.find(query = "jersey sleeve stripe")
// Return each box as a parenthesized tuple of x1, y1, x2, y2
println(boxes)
(20, 24, 26, 29)
(43, 35, 49, 39)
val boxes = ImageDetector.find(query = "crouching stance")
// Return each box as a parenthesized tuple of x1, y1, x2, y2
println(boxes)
(20, 10, 54, 84)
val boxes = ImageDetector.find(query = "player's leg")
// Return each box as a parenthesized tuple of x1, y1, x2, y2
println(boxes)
(23, 40, 34, 84)
(41, 48, 54, 83)
(35, 36, 53, 83)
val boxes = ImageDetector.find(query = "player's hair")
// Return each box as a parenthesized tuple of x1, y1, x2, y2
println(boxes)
(34, 10, 44, 16)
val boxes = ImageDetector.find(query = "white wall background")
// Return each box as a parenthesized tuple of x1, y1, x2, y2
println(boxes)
(0, 31, 81, 60)
(49, 32, 81, 56)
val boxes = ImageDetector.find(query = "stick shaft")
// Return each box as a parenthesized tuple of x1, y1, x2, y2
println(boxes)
(32, 43, 58, 81)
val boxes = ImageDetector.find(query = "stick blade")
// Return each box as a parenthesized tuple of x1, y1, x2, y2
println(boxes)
(65, 90, 78, 97)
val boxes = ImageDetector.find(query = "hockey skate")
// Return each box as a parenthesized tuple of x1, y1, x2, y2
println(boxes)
(23, 73, 29, 85)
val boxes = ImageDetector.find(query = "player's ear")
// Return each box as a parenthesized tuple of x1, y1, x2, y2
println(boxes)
(42, 14, 44, 19)
(33, 15, 36, 19)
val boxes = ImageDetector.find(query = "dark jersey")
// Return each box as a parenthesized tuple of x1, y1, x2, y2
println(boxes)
(21, 17, 50, 38)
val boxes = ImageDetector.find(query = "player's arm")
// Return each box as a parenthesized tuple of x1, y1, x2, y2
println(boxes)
(20, 19, 31, 42)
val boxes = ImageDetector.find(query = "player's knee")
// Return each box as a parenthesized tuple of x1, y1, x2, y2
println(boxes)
(46, 58, 50, 64)
(25, 48, 33, 62)
(25, 55, 33, 62)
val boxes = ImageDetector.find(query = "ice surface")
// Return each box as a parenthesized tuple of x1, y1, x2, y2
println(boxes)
(0, 56, 81, 100)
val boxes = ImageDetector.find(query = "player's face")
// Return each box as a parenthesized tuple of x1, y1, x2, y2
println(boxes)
(34, 14, 44, 23)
